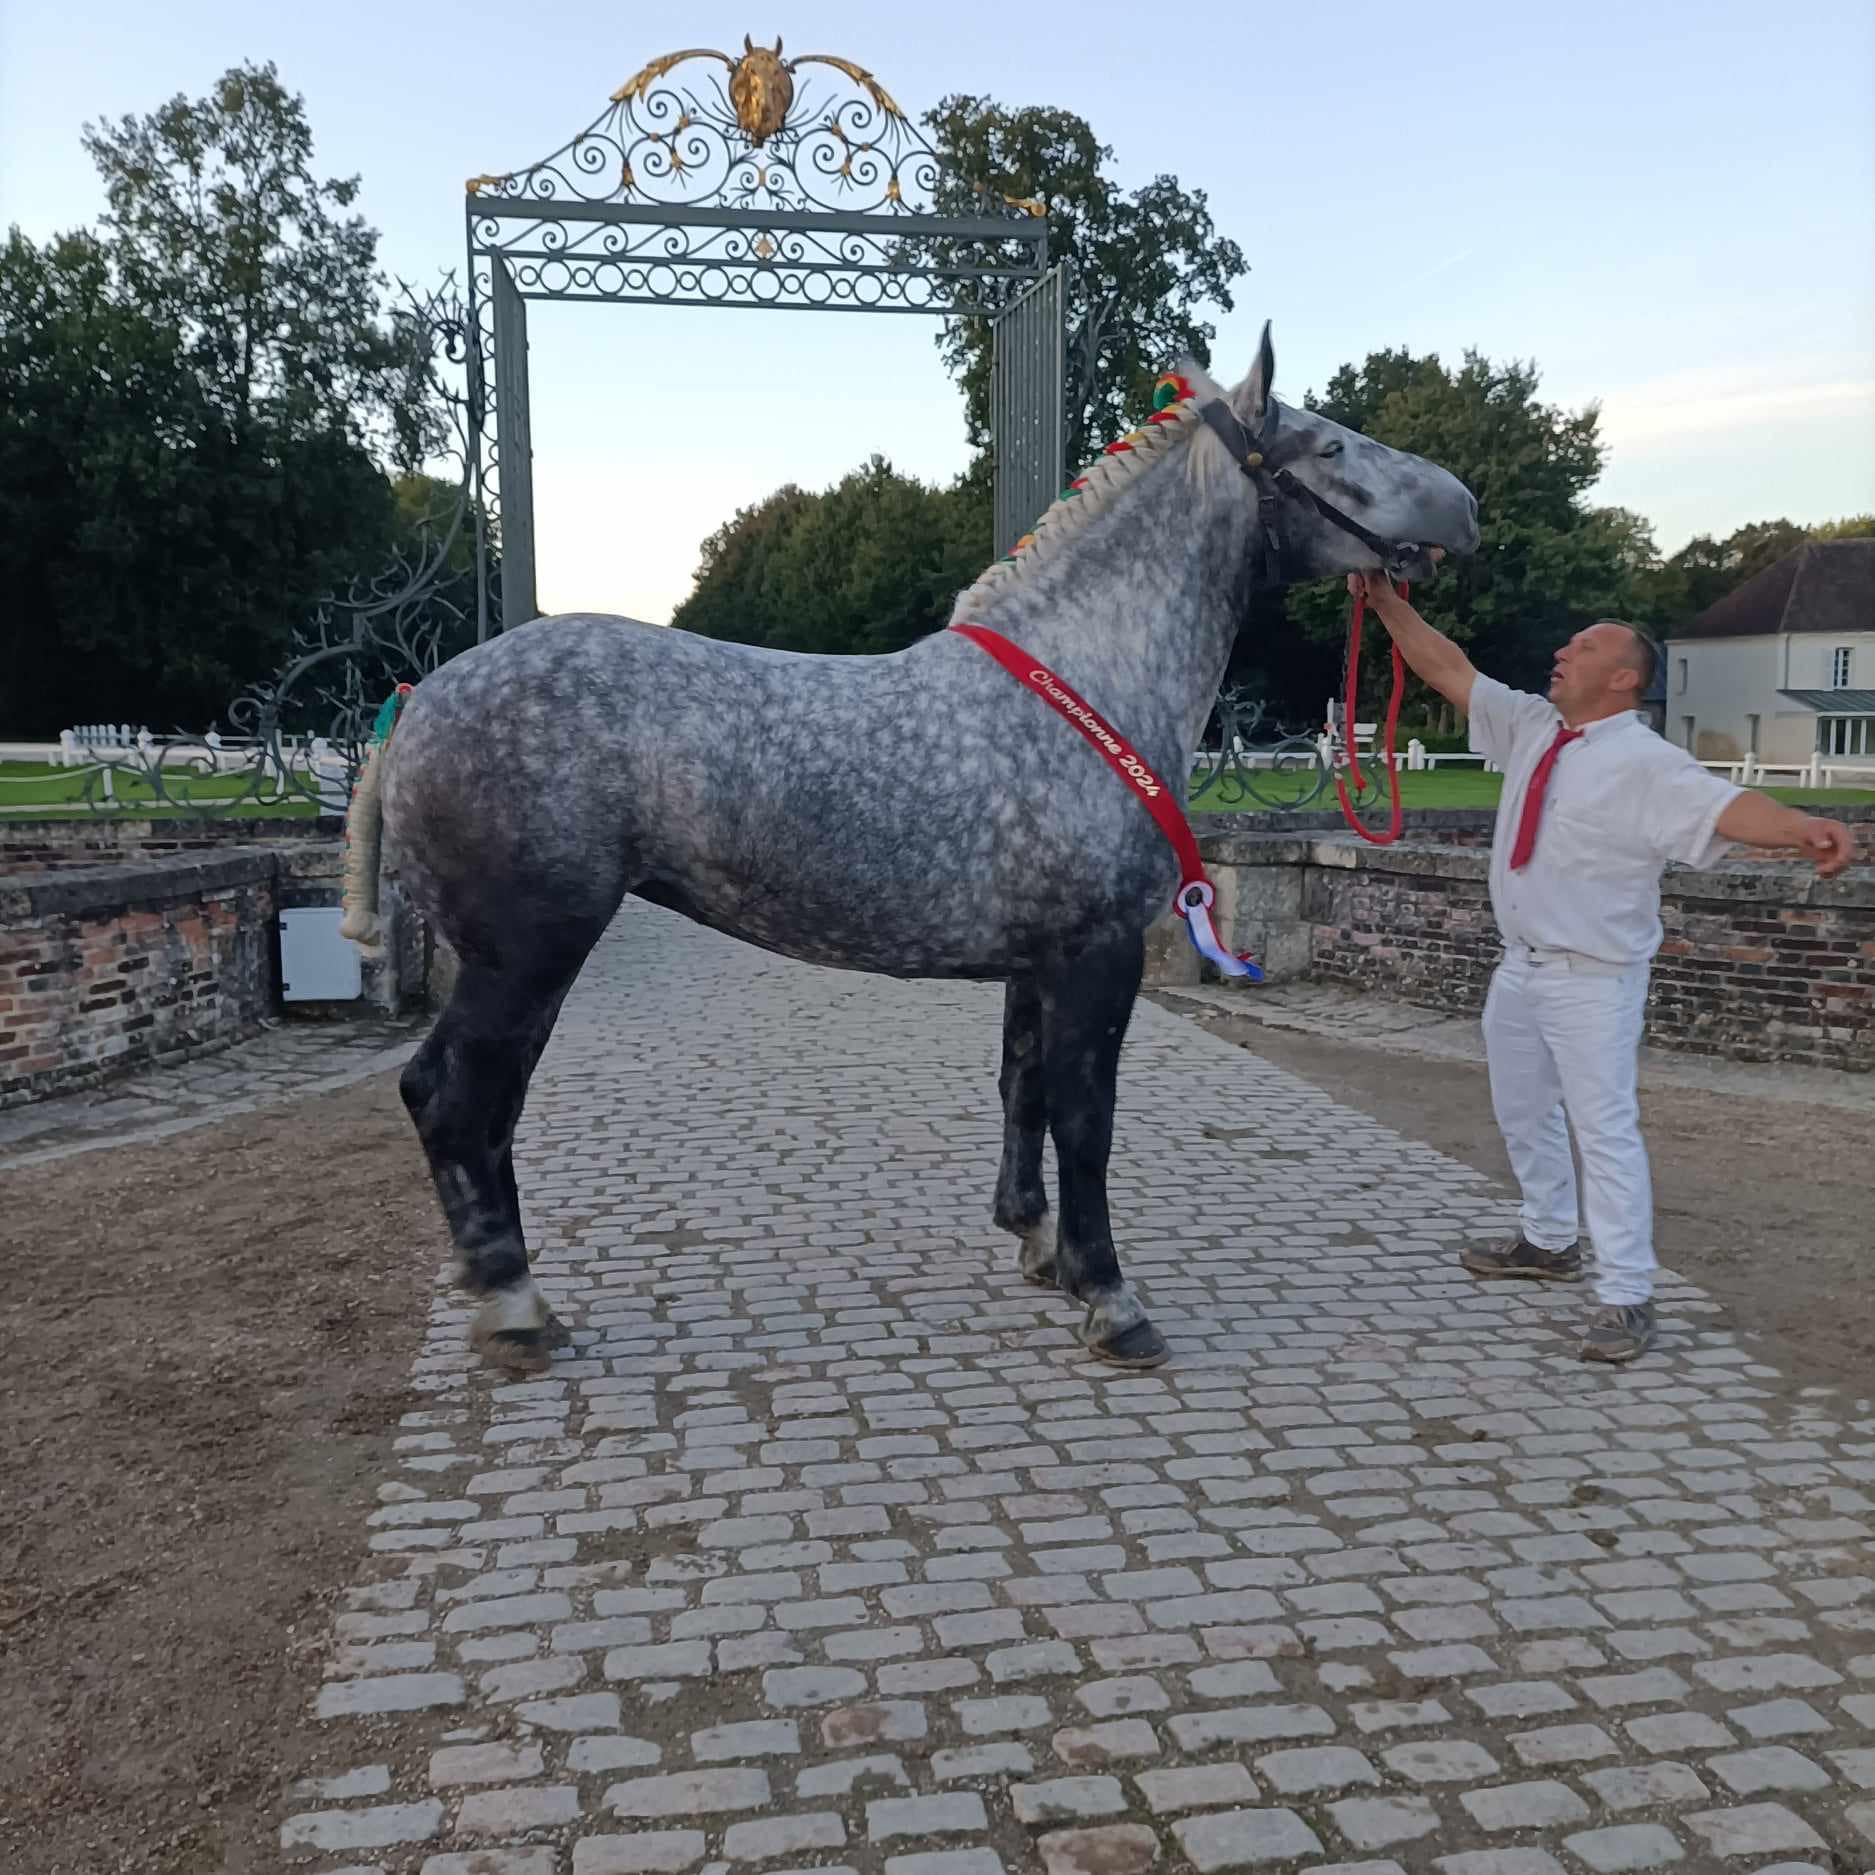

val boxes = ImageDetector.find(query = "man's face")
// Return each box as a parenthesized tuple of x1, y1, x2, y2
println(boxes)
(1548, 622, 1641, 720)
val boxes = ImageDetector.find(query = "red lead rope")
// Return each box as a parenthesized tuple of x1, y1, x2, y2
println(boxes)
(1332, 581, 1410, 847)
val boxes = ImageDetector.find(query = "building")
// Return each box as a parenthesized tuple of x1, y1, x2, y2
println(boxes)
(1664, 538, 1875, 768)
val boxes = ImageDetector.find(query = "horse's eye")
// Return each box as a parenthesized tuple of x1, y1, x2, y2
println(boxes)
(1321, 440, 1344, 459)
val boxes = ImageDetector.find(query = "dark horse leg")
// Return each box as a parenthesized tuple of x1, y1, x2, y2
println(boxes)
(1036, 931, 1168, 1369)
(399, 935, 594, 1373)
(993, 976, 1057, 1286)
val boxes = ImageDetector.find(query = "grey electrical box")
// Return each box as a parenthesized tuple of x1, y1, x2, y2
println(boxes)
(280, 906, 363, 1002)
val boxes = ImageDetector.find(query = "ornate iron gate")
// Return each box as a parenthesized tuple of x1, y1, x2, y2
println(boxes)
(990, 263, 1067, 560)
(465, 39, 1064, 638)
(80, 43, 1078, 821)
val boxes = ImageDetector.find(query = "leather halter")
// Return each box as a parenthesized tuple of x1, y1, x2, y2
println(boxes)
(1197, 398, 1422, 587)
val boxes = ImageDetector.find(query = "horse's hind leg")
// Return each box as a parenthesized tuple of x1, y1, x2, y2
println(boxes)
(993, 977, 1057, 1286)
(1038, 933, 1169, 1369)
(399, 940, 592, 1374)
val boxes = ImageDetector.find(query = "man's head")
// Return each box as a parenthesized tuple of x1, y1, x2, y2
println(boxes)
(1548, 620, 1659, 725)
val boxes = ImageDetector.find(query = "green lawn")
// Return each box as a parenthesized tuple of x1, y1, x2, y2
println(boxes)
(0, 757, 322, 818)
(5, 752, 1868, 825)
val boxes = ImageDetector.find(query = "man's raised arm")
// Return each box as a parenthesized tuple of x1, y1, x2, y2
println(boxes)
(1347, 569, 1477, 715)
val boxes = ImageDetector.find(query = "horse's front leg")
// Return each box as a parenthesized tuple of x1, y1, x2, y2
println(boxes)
(1038, 932, 1168, 1369)
(994, 976, 1057, 1286)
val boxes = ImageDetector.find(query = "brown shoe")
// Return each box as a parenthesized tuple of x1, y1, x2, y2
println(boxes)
(1460, 1236, 1584, 1283)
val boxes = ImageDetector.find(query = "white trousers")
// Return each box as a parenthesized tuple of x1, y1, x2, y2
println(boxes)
(1482, 947, 1654, 1307)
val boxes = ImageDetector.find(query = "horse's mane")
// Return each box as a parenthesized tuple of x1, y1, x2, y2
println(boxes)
(950, 357, 1240, 619)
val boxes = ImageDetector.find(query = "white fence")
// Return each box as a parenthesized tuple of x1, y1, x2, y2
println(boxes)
(1194, 698, 1875, 794)
(1318, 698, 1501, 775)
(0, 728, 352, 813)
(1697, 755, 1875, 790)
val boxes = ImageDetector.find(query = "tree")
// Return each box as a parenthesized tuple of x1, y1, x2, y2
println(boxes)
(921, 96, 1247, 465)
(82, 62, 423, 456)
(0, 63, 441, 734)
(1280, 349, 1654, 719)
(673, 457, 991, 656)
(0, 228, 206, 730)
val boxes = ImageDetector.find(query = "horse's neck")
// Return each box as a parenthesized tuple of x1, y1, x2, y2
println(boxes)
(965, 451, 1250, 755)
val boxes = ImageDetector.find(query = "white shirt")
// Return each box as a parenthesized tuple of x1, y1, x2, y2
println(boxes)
(1468, 675, 1742, 965)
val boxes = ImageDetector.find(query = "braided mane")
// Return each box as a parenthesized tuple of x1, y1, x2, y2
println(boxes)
(950, 362, 1234, 618)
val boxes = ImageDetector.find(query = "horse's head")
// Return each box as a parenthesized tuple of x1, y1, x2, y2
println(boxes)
(1200, 324, 1480, 586)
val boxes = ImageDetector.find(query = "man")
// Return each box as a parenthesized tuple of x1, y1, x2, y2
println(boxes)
(1352, 570, 1855, 1363)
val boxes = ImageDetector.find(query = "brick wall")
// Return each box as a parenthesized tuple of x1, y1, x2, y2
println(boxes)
(0, 852, 280, 1107)
(1303, 847, 1503, 1016)
(1649, 885, 1875, 1065)
(1291, 845, 1874, 1071)
(1196, 802, 1875, 864)
(0, 813, 342, 876)
(1157, 826, 1875, 1074)
(0, 822, 441, 1105)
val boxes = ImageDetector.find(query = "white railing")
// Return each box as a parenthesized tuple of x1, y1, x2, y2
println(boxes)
(1696, 755, 1875, 790)
(1324, 735, 1499, 775)
(1321, 697, 1500, 776)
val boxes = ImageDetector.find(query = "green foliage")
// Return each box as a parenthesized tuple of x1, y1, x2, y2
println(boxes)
(672, 456, 992, 656)
(1283, 349, 1653, 714)
(920, 95, 1246, 463)
(0, 61, 442, 735)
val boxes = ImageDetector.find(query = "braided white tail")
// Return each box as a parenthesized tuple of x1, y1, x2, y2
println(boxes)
(337, 741, 387, 951)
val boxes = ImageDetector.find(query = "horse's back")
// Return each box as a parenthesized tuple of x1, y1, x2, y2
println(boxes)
(379, 615, 950, 962)
(380, 611, 1167, 976)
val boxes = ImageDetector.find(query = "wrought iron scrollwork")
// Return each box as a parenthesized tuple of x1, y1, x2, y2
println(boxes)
(466, 45, 1044, 320)
(1188, 688, 1330, 813)
(469, 40, 978, 222)
(1188, 687, 1395, 814)
(78, 279, 485, 818)
(462, 42, 1053, 642)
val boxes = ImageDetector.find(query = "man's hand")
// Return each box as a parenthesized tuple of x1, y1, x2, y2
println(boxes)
(1796, 816, 1856, 879)
(1345, 548, 1444, 616)
(1337, 553, 1476, 715)
(1345, 569, 1398, 610)
(1716, 796, 1858, 878)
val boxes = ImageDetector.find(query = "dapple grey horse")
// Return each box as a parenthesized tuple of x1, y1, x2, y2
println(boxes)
(342, 328, 1479, 1374)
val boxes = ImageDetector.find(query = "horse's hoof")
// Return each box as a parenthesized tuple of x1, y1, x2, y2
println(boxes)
(469, 1276, 562, 1374)
(1084, 1317, 1170, 1369)
(1017, 1218, 1059, 1289)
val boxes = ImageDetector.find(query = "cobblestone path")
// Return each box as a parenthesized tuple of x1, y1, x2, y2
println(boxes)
(284, 903, 1875, 1875)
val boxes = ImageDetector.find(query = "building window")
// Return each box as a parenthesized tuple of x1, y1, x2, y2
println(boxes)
(1682, 716, 1697, 753)
(1834, 646, 1853, 688)
(1676, 657, 1688, 695)
(1820, 716, 1873, 758)
(1747, 714, 1760, 755)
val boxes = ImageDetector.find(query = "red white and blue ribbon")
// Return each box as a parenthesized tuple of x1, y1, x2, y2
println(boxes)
(951, 623, 1263, 982)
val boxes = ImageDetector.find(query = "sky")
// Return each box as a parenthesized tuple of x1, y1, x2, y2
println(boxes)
(4, 0, 1872, 625)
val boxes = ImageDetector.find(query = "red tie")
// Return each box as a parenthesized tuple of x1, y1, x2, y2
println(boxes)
(1508, 724, 1582, 870)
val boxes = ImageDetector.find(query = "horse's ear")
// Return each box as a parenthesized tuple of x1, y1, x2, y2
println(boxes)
(1240, 322, 1275, 422)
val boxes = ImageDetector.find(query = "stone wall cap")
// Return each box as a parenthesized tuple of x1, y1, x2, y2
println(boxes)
(1, 848, 282, 924)
(1662, 861, 1875, 909)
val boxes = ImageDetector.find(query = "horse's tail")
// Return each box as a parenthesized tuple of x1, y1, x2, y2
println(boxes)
(338, 738, 389, 952)
(339, 684, 416, 951)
